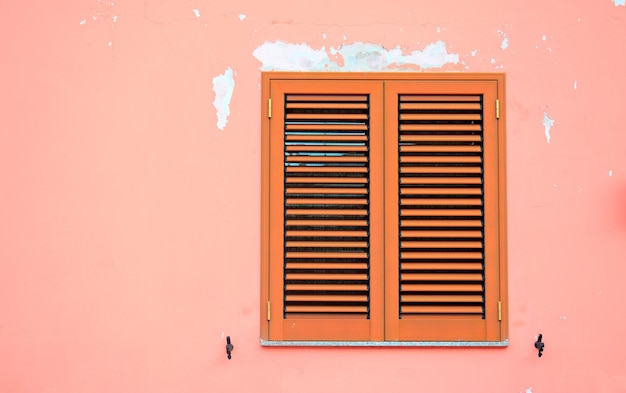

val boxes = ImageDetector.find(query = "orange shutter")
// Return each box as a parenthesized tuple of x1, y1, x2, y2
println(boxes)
(384, 80, 504, 341)
(265, 80, 384, 341)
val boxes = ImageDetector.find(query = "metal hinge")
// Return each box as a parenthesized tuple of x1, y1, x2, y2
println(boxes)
(268, 99, 272, 118)
(267, 301, 271, 321)
(498, 301, 502, 321)
(496, 99, 500, 119)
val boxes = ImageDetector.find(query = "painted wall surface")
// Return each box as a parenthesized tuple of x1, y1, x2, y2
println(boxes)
(1, 1, 626, 392)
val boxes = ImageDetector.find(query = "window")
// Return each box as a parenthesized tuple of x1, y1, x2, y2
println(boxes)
(261, 73, 507, 344)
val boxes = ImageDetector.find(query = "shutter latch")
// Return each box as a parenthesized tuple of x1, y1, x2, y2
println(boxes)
(498, 301, 502, 321)
(496, 99, 500, 119)
(267, 301, 271, 321)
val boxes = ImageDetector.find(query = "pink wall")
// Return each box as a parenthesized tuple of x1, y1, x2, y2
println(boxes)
(1, 1, 626, 392)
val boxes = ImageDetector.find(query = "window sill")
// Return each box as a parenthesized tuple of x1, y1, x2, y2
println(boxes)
(261, 339, 509, 347)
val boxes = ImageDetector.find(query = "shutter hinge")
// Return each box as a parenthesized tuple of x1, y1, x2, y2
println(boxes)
(498, 301, 502, 321)
(268, 99, 272, 119)
(267, 301, 271, 321)
(496, 99, 500, 119)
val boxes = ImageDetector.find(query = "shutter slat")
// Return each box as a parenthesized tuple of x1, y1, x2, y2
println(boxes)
(401, 262, 484, 270)
(286, 241, 368, 248)
(399, 145, 482, 153)
(401, 230, 483, 238)
(400, 219, 483, 227)
(286, 134, 368, 142)
(400, 95, 481, 102)
(287, 94, 368, 102)
(286, 102, 368, 109)
(286, 262, 369, 270)
(400, 135, 482, 143)
(401, 241, 483, 248)
(400, 208, 483, 216)
(286, 124, 368, 131)
(286, 188, 368, 195)
(400, 124, 482, 132)
(400, 177, 482, 185)
(287, 230, 369, 237)
(401, 283, 484, 292)
(401, 252, 483, 260)
(401, 305, 483, 314)
(400, 188, 482, 196)
(286, 306, 368, 313)
(401, 156, 482, 164)
(399, 103, 482, 111)
(286, 283, 368, 291)
(286, 113, 369, 120)
(286, 273, 369, 281)
(401, 295, 484, 303)
(286, 177, 368, 184)
(286, 252, 368, 259)
(400, 198, 483, 206)
(400, 113, 482, 121)
(400, 167, 482, 174)
(286, 219, 368, 226)
(286, 145, 368, 152)
(286, 294, 369, 302)
(401, 273, 484, 281)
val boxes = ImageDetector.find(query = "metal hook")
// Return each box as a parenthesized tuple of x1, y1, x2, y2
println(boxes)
(534, 334, 544, 357)
(226, 336, 234, 360)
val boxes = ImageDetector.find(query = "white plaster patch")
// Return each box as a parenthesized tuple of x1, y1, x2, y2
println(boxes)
(543, 111, 555, 143)
(526, 388, 533, 393)
(253, 41, 460, 71)
(609, 169, 613, 177)
(80, 19, 87, 25)
(193, 9, 200, 18)
(212, 68, 236, 131)
(574, 80, 578, 90)
(542, 34, 547, 41)
(471, 50, 478, 56)
(238, 13, 246, 20)
(614, 0, 625, 6)
(501, 37, 509, 50)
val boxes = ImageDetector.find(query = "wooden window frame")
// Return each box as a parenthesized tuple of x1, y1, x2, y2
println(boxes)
(261, 72, 508, 346)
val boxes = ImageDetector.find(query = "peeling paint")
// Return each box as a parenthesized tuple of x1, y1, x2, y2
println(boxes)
(543, 111, 555, 143)
(498, 30, 509, 50)
(526, 388, 533, 393)
(212, 68, 235, 131)
(253, 41, 459, 71)
(574, 80, 578, 90)
(193, 9, 200, 18)
(79, 19, 87, 25)
(614, 0, 625, 6)
(239, 13, 246, 20)
(609, 169, 613, 177)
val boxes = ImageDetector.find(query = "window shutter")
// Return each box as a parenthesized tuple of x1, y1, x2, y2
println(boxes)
(384, 81, 503, 342)
(266, 80, 384, 341)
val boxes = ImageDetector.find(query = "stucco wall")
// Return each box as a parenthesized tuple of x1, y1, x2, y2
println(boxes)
(1, 1, 626, 392)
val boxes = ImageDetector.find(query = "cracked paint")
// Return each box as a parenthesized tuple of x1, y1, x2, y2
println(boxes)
(543, 111, 555, 143)
(212, 68, 235, 131)
(253, 41, 459, 71)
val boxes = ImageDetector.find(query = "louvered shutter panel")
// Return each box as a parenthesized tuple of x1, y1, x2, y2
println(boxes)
(267, 80, 384, 341)
(384, 81, 503, 342)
